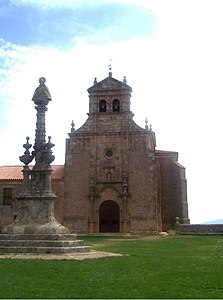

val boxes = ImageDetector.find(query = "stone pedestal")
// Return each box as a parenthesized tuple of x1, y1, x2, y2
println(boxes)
(1, 197, 69, 235)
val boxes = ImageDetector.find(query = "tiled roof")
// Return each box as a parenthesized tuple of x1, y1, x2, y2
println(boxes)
(0, 165, 65, 181)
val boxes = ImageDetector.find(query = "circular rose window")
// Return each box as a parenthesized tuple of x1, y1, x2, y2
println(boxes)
(105, 149, 113, 158)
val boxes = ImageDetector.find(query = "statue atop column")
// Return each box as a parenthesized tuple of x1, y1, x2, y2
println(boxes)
(2, 78, 69, 234)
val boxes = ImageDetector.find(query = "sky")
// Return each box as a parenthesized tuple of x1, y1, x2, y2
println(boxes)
(0, 0, 223, 224)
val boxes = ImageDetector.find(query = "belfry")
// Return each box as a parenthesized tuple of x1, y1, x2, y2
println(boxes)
(0, 72, 190, 235)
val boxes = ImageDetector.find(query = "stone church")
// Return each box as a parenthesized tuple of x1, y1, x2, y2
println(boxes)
(0, 72, 189, 234)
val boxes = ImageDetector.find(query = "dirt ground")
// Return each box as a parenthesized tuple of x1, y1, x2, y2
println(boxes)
(0, 250, 122, 260)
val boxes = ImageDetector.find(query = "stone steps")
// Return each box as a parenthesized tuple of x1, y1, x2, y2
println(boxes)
(0, 234, 77, 241)
(0, 233, 91, 254)
(0, 239, 84, 247)
(0, 245, 91, 254)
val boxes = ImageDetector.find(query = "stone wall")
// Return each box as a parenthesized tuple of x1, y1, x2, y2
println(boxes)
(157, 151, 190, 231)
(176, 222, 223, 234)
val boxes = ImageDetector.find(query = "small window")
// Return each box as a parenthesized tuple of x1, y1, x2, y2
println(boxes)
(3, 188, 13, 205)
(113, 99, 120, 112)
(99, 100, 106, 112)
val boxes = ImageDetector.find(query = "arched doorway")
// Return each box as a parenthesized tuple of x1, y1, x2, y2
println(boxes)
(99, 200, 120, 233)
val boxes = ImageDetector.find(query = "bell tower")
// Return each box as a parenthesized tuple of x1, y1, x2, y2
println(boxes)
(88, 72, 132, 117)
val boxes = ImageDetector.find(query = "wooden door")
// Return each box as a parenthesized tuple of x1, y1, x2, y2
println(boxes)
(99, 200, 120, 233)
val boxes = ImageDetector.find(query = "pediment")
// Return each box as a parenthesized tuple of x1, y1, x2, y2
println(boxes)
(88, 76, 132, 93)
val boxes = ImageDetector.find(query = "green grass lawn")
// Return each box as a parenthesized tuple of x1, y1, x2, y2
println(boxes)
(0, 235, 223, 299)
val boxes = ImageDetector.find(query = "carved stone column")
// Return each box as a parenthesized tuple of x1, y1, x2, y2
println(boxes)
(88, 177, 96, 235)
(2, 78, 69, 235)
(121, 175, 129, 234)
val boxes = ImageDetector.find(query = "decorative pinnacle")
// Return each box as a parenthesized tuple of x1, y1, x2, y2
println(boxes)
(108, 58, 112, 77)
(19, 136, 34, 165)
(44, 136, 55, 165)
(145, 117, 149, 130)
(23, 136, 32, 150)
(71, 120, 75, 132)
(46, 136, 55, 149)
(175, 217, 180, 224)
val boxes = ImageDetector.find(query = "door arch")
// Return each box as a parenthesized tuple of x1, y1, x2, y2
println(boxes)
(99, 200, 120, 233)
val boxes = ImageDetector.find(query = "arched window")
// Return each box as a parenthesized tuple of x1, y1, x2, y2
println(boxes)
(99, 100, 106, 112)
(113, 99, 120, 112)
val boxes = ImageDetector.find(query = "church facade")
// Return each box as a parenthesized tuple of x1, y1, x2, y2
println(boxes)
(0, 73, 190, 234)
